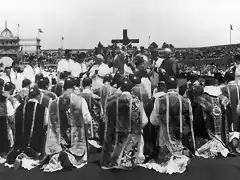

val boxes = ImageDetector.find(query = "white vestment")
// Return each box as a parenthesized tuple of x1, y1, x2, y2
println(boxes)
(72, 62, 87, 77)
(57, 59, 75, 74)
(23, 65, 35, 84)
(89, 63, 112, 90)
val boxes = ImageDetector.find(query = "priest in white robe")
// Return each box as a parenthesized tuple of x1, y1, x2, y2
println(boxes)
(89, 54, 113, 90)
(57, 50, 75, 80)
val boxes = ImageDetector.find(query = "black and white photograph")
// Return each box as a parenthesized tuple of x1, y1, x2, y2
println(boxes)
(0, 0, 240, 179)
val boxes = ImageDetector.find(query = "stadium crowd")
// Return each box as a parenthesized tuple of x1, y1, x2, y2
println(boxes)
(0, 43, 240, 175)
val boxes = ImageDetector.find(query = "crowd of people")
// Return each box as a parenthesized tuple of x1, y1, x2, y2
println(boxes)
(15, 42, 240, 66)
(0, 46, 240, 175)
(175, 43, 240, 61)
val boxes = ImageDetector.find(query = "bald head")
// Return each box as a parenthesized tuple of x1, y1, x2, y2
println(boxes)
(164, 48, 172, 58)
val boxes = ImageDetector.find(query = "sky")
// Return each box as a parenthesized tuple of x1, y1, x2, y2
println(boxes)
(1, 0, 240, 49)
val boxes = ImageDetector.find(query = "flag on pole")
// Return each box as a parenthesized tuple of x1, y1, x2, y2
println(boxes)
(62, 37, 64, 40)
(38, 28, 43, 33)
(230, 24, 233, 30)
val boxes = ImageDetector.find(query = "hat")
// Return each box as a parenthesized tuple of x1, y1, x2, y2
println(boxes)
(120, 78, 133, 92)
(103, 74, 113, 83)
(224, 70, 235, 82)
(64, 77, 75, 90)
(129, 74, 141, 85)
(38, 77, 50, 89)
(165, 76, 177, 90)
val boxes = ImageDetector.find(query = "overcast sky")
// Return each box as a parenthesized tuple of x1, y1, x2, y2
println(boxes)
(1, 0, 240, 49)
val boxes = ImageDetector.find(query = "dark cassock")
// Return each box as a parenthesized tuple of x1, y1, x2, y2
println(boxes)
(142, 77, 195, 174)
(77, 76, 103, 148)
(43, 89, 92, 172)
(194, 78, 239, 158)
(0, 80, 15, 163)
(100, 79, 148, 170)
(160, 49, 178, 78)
(6, 86, 48, 170)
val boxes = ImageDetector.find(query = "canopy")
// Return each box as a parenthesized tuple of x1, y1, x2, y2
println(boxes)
(0, 56, 13, 68)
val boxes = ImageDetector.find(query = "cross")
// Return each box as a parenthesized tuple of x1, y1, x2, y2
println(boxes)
(111, 29, 139, 46)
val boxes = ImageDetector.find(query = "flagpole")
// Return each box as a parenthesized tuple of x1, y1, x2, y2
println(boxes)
(38, 29, 39, 39)
(230, 27, 232, 45)
(17, 24, 20, 37)
(61, 38, 64, 49)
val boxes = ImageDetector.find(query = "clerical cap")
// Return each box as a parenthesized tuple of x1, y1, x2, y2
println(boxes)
(165, 76, 177, 90)
(38, 77, 50, 89)
(129, 74, 141, 85)
(224, 70, 235, 83)
(64, 77, 75, 90)
(120, 78, 133, 92)
(103, 74, 113, 83)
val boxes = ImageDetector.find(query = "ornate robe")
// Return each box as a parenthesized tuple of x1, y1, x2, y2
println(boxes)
(38, 90, 57, 108)
(100, 93, 145, 170)
(6, 99, 48, 170)
(78, 91, 102, 146)
(43, 90, 88, 172)
(194, 87, 237, 158)
(53, 81, 64, 97)
(94, 84, 119, 144)
(131, 84, 149, 105)
(221, 81, 240, 131)
(144, 90, 195, 174)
